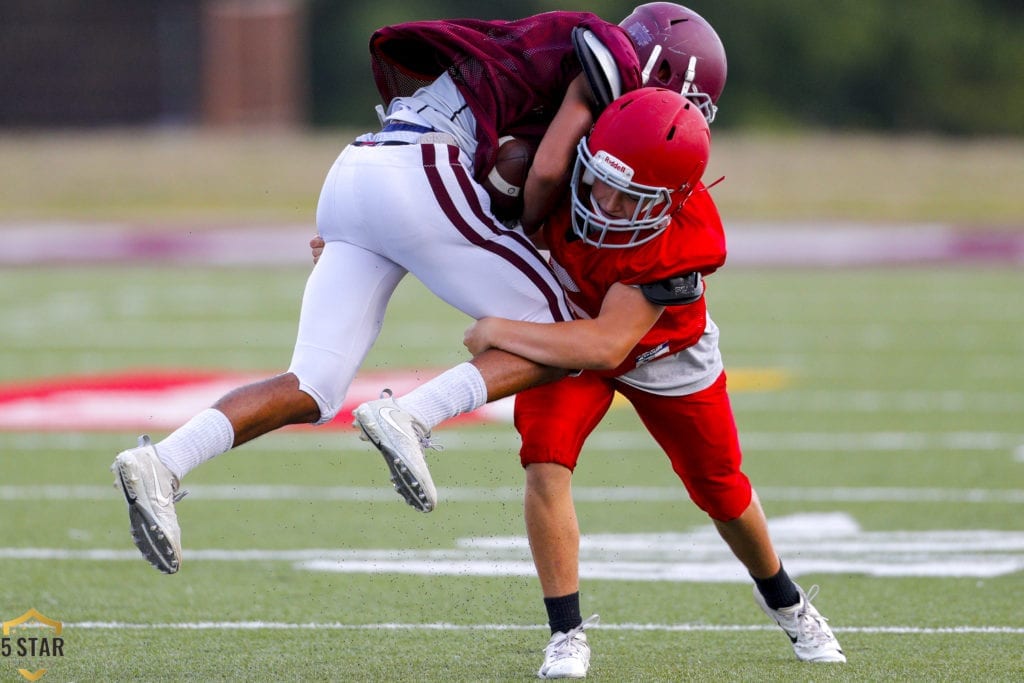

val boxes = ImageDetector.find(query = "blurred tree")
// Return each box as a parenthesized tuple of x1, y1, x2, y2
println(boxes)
(687, 0, 1024, 134)
(305, 0, 1024, 136)
(308, 0, 534, 127)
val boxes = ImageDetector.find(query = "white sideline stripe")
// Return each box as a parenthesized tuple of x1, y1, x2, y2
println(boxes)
(732, 390, 1024, 414)
(61, 621, 1024, 635)
(2, 430, 1022, 453)
(2, 484, 1023, 504)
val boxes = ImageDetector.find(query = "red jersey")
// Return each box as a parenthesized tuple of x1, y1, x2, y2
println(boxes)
(543, 185, 726, 377)
(369, 12, 642, 183)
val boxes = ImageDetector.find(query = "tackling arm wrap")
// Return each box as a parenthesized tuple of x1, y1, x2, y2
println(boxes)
(640, 272, 704, 306)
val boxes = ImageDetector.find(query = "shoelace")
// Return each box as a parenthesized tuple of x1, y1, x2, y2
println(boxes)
(545, 614, 600, 656)
(166, 471, 190, 505)
(794, 585, 836, 645)
(411, 422, 444, 453)
(150, 437, 190, 505)
(377, 388, 444, 453)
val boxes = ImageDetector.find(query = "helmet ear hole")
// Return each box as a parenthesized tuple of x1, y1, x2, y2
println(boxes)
(656, 59, 672, 86)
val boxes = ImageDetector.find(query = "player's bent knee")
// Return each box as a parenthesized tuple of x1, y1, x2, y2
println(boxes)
(688, 476, 752, 522)
(294, 380, 340, 425)
(520, 447, 580, 472)
(525, 461, 573, 490)
(289, 353, 354, 425)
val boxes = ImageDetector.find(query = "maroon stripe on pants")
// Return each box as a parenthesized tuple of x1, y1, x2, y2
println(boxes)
(420, 144, 570, 322)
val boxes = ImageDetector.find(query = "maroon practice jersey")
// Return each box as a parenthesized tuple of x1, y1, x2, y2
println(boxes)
(543, 185, 727, 377)
(369, 12, 642, 183)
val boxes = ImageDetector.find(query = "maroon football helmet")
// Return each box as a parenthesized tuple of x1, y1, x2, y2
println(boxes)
(619, 3, 727, 122)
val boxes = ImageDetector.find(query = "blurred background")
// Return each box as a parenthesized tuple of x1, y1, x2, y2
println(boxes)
(2, 0, 1022, 134)
(1, 0, 1022, 231)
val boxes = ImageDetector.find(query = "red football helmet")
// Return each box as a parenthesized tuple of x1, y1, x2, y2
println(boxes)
(570, 87, 710, 248)
(619, 3, 727, 122)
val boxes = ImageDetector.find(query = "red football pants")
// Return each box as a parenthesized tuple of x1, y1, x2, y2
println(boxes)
(515, 370, 752, 521)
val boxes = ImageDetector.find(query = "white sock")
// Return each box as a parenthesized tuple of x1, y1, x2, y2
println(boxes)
(155, 408, 235, 480)
(394, 362, 487, 429)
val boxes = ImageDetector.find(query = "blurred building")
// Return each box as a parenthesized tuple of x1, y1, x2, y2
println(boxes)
(0, 0, 307, 128)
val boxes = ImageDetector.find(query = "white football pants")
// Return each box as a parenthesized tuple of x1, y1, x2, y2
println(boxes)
(288, 141, 572, 423)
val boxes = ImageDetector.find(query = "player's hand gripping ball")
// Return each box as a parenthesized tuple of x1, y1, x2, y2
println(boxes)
(483, 136, 534, 221)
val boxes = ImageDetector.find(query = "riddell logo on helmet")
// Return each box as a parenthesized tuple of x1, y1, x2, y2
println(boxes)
(593, 150, 635, 181)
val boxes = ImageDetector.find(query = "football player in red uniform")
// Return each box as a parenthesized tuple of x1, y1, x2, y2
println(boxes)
(463, 88, 846, 676)
(347, 8, 841, 675)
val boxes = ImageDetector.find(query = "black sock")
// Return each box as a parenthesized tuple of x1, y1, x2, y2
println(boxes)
(544, 592, 582, 634)
(752, 563, 801, 610)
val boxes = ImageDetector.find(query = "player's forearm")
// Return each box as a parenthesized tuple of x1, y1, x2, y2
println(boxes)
(521, 75, 594, 234)
(485, 318, 635, 370)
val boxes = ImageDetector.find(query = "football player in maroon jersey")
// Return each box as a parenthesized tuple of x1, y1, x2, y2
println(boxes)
(111, 4, 696, 574)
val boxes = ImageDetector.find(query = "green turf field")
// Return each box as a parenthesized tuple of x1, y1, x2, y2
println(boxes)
(1, 263, 1021, 681)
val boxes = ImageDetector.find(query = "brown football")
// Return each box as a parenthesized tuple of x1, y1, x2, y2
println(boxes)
(483, 135, 534, 221)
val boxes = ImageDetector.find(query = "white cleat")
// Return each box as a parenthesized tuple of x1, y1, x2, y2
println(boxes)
(111, 435, 187, 574)
(754, 584, 846, 663)
(538, 615, 599, 679)
(352, 390, 438, 513)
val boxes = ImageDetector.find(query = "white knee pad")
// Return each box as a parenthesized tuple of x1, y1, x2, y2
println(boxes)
(289, 347, 354, 425)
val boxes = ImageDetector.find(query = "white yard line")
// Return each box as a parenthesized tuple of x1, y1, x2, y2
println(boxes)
(731, 390, 1024, 414)
(2, 484, 1022, 504)
(60, 621, 1024, 635)
(5, 510, 1024, 579)
(2, 429, 1022, 453)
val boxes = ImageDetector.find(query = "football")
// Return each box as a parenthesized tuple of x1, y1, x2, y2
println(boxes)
(483, 135, 534, 221)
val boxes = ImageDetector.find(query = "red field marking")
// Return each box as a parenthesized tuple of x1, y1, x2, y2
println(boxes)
(0, 368, 786, 433)
(0, 370, 510, 432)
